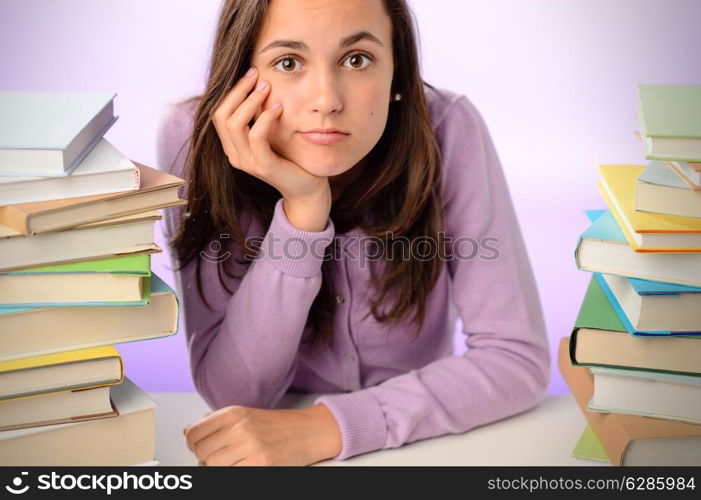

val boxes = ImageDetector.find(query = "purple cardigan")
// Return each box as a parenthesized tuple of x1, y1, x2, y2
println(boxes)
(156, 84, 551, 461)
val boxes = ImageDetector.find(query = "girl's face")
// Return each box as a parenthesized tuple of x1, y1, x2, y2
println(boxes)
(250, 0, 395, 179)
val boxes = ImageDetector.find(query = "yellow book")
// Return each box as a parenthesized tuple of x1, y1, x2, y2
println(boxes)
(597, 164, 701, 252)
(0, 346, 124, 402)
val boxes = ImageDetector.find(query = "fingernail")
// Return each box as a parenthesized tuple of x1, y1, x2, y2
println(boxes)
(245, 67, 256, 77)
(182, 426, 188, 434)
(272, 102, 281, 109)
(256, 80, 268, 91)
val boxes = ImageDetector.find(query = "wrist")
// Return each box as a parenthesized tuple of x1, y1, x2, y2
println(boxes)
(302, 404, 342, 461)
(283, 188, 331, 232)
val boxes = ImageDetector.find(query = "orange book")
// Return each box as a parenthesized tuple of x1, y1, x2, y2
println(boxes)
(0, 163, 185, 235)
(558, 337, 701, 466)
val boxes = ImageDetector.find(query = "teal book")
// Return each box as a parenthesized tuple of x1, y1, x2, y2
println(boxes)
(637, 84, 701, 162)
(0, 273, 179, 362)
(593, 272, 701, 336)
(0, 91, 117, 177)
(575, 209, 701, 287)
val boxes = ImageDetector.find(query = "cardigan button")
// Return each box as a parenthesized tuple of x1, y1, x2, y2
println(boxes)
(336, 294, 346, 304)
(343, 352, 356, 363)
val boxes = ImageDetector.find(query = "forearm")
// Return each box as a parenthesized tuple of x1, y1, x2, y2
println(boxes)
(185, 198, 336, 410)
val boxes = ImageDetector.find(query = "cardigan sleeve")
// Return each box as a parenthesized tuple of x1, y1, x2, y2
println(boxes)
(314, 95, 551, 460)
(156, 103, 336, 410)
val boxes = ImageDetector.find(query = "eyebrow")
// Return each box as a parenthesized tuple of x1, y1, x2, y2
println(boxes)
(258, 30, 384, 54)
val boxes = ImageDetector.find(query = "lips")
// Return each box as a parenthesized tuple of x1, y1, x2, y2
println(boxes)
(302, 128, 348, 134)
(299, 130, 349, 145)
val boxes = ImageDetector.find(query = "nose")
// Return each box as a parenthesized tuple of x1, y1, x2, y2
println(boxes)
(308, 67, 343, 114)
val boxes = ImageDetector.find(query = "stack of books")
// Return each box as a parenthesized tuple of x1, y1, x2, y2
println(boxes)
(0, 91, 186, 465)
(561, 83, 701, 466)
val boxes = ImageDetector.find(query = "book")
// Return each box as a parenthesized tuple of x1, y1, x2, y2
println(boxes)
(0, 210, 161, 273)
(559, 337, 701, 466)
(0, 138, 139, 206)
(0, 385, 114, 431)
(0, 346, 123, 400)
(597, 164, 701, 251)
(588, 366, 701, 425)
(665, 160, 701, 189)
(0, 377, 155, 466)
(0, 91, 117, 177)
(0, 254, 151, 305)
(637, 84, 701, 162)
(570, 276, 701, 375)
(635, 161, 701, 218)
(0, 273, 178, 361)
(575, 210, 701, 286)
(595, 272, 701, 334)
(0, 162, 185, 234)
(571, 425, 609, 463)
(0, 275, 150, 308)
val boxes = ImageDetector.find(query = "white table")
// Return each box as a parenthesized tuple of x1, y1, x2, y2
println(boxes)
(149, 392, 607, 466)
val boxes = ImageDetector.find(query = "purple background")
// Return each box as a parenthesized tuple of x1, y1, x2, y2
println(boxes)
(1, 0, 700, 394)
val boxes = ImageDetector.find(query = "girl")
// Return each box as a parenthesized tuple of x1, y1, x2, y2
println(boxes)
(158, 0, 550, 466)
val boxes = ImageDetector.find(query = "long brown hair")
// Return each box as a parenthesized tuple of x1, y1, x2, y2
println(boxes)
(171, 0, 446, 352)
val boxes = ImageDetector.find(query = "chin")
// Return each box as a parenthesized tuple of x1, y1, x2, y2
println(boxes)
(283, 148, 358, 178)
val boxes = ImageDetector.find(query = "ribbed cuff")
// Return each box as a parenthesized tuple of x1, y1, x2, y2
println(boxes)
(257, 198, 335, 278)
(314, 390, 388, 461)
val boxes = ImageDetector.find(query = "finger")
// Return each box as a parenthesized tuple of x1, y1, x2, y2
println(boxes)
(185, 406, 243, 452)
(227, 79, 271, 170)
(192, 425, 236, 463)
(211, 67, 259, 128)
(211, 68, 260, 165)
(248, 101, 284, 170)
(202, 445, 246, 467)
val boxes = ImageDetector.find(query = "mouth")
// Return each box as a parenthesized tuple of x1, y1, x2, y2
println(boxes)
(299, 130, 350, 145)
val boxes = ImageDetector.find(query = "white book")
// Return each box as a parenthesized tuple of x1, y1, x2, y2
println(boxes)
(0, 210, 161, 273)
(0, 139, 139, 206)
(635, 161, 701, 218)
(589, 366, 701, 425)
(0, 377, 156, 466)
(666, 160, 701, 188)
(0, 91, 117, 177)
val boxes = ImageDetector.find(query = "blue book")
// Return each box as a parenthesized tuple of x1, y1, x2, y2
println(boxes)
(0, 91, 117, 177)
(593, 272, 701, 336)
(575, 209, 701, 287)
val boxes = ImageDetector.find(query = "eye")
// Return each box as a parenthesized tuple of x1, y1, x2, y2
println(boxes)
(341, 53, 373, 71)
(272, 52, 373, 74)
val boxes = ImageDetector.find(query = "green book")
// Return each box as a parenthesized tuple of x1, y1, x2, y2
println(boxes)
(1, 253, 150, 276)
(0, 254, 151, 307)
(571, 424, 609, 463)
(572, 275, 627, 333)
(638, 84, 701, 161)
(570, 276, 701, 377)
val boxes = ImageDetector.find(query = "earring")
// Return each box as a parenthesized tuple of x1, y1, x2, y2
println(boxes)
(393, 93, 402, 102)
